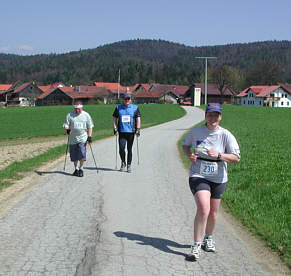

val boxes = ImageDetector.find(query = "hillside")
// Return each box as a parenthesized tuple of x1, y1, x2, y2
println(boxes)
(0, 39, 290, 89)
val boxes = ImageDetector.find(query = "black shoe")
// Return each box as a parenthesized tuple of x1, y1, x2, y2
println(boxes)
(78, 169, 84, 177)
(73, 169, 79, 176)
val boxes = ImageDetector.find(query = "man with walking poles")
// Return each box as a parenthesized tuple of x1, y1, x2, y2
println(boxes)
(63, 100, 94, 177)
(113, 93, 141, 173)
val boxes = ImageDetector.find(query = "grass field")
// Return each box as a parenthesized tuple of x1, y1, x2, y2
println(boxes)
(178, 105, 291, 267)
(0, 104, 185, 189)
(0, 104, 185, 140)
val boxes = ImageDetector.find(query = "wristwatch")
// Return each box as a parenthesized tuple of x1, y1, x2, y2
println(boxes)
(217, 153, 222, 160)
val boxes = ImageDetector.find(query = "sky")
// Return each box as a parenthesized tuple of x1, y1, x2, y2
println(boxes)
(1, 0, 291, 55)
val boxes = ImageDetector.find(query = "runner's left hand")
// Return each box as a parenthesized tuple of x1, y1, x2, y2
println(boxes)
(87, 136, 92, 143)
(135, 129, 140, 137)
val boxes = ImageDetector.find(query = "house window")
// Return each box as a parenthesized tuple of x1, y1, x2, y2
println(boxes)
(281, 102, 284, 106)
(287, 102, 290, 106)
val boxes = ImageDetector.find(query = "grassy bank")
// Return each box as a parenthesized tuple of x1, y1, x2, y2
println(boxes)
(0, 104, 185, 139)
(178, 105, 291, 267)
(0, 104, 185, 190)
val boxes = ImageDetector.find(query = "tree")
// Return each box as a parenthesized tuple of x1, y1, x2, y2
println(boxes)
(245, 60, 281, 86)
(209, 65, 245, 95)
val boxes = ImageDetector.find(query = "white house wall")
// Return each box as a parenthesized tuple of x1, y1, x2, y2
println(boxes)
(237, 87, 291, 108)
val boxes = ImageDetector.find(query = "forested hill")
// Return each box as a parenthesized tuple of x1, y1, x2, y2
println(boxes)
(0, 39, 290, 89)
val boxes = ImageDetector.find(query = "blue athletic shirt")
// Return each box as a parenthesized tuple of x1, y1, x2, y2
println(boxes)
(113, 104, 141, 133)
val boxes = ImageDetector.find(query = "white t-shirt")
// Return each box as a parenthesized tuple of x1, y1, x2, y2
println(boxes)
(63, 111, 94, 144)
(182, 125, 240, 183)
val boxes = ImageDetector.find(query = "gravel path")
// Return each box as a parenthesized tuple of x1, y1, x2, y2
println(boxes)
(0, 106, 288, 276)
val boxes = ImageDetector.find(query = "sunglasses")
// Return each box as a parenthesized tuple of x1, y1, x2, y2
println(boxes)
(124, 98, 131, 100)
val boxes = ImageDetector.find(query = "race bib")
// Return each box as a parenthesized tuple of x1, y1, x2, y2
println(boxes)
(121, 115, 131, 123)
(200, 161, 218, 176)
(74, 122, 86, 129)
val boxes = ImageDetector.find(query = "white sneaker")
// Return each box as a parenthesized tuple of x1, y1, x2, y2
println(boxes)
(186, 244, 201, 261)
(120, 162, 126, 172)
(202, 236, 216, 252)
(127, 165, 132, 173)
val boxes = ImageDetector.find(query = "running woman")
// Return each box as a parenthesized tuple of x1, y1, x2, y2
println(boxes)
(63, 101, 94, 177)
(113, 93, 141, 173)
(182, 103, 240, 261)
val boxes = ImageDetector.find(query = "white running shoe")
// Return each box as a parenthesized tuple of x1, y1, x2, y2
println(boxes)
(120, 162, 126, 172)
(186, 244, 201, 261)
(202, 236, 216, 252)
(127, 165, 132, 173)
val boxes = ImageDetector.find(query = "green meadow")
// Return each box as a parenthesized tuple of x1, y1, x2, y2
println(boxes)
(0, 104, 185, 189)
(178, 105, 291, 267)
(0, 104, 185, 139)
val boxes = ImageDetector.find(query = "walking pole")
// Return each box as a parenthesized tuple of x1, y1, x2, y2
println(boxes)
(89, 143, 99, 174)
(63, 135, 69, 171)
(136, 136, 140, 165)
(115, 135, 118, 170)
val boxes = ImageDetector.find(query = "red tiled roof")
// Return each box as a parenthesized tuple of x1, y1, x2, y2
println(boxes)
(13, 82, 31, 94)
(151, 84, 189, 96)
(194, 83, 233, 96)
(237, 85, 282, 97)
(93, 82, 131, 93)
(236, 88, 249, 97)
(0, 84, 12, 91)
(139, 84, 152, 91)
(135, 89, 165, 98)
(38, 86, 110, 100)
(278, 83, 291, 94)
(38, 82, 64, 93)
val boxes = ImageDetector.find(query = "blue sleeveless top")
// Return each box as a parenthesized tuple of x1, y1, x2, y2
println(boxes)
(113, 104, 141, 133)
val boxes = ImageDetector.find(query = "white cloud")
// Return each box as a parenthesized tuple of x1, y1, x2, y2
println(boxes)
(0, 44, 34, 54)
(19, 45, 34, 51)
(0, 46, 12, 52)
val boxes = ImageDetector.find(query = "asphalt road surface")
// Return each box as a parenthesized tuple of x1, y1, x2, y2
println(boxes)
(0, 106, 287, 276)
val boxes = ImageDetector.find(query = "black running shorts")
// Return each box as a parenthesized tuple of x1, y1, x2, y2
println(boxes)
(189, 177, 227, 199)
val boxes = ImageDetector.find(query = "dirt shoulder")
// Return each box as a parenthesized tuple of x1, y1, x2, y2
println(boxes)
(0, 136, 67, 170)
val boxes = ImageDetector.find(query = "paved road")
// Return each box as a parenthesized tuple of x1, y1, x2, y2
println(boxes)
(0, 106, 286, 276)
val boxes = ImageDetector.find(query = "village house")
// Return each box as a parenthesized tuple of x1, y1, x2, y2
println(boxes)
(1, 80, 241, 107)
(1, 81, 43, 107)
(236, 85, 291, 108)
(133, 83, 190, 104)
(36, 85, 112, 106)
(0, 84, 12, 106)
(184, 83, 235, 105)
(93, 82, 135, 100)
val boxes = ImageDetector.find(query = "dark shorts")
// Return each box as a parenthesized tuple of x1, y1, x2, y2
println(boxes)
(69, 143, 86, 161)
(189, 177, 226, 199)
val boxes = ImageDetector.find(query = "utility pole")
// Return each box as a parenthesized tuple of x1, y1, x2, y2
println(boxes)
(117, 69, 120, 99)
(195, 57, 217, 105)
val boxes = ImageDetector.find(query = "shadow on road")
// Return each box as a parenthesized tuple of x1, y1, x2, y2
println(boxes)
(35, 170, 72, 176)
(114, 231, 190, 257)
(84, 166, 119, 172)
